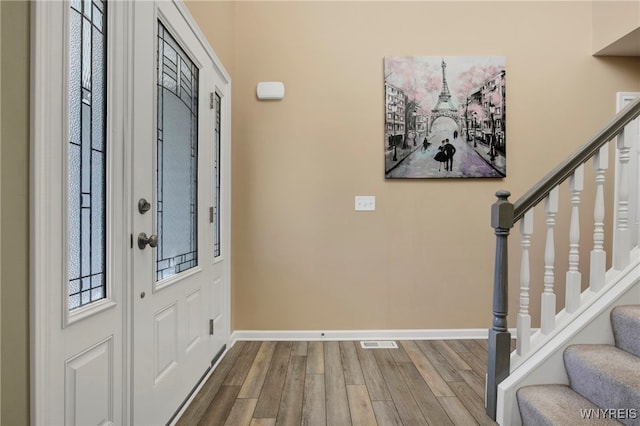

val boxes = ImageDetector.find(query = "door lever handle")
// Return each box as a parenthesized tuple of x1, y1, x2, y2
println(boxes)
(138, 232, 158, 249)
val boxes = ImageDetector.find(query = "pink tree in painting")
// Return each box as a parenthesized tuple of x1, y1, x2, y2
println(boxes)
(386, 57, 441, 111)
(455, 63, 503, 106)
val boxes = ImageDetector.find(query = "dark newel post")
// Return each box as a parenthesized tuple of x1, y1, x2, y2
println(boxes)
(486, 190, 514, 420)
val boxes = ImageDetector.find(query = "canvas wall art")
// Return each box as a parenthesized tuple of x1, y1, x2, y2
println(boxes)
(384, 56, 506, 179)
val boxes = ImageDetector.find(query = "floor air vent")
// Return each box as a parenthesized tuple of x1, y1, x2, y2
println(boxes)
(360, 340, 398, 349)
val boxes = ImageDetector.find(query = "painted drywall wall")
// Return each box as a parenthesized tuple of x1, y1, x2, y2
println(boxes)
(592, 0, 640, 55)
(0, 2, 3, 419)
(189, 1, 640, 332)
(186, 1, 235, 77)
(1, 2, 30, 425)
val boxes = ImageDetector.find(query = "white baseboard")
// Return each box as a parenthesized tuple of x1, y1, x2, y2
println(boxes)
(229, 328, 515, 343)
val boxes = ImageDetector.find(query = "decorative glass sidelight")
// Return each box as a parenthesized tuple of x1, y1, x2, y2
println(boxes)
(68, 0, 107, 310)
(156, 22, 199, 281)
(214, 93, 221, 258)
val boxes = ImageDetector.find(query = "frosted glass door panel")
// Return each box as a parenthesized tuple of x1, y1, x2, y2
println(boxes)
(213, 92, 221, 258)
(156, 23, 199, 281)
(68, 0, 107, 309)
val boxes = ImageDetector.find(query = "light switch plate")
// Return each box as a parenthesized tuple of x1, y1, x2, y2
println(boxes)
(355, 196, 375, 211)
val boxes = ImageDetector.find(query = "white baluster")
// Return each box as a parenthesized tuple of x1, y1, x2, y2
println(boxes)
(565, 165, 584, 313)
(636, 128, 640, 248)
(637, 140, 640, 248)
(541, 187, 559, 334)
(614, 131, 631, 270)
(590, 145, 608, 292)
(517, 210, 533, 355)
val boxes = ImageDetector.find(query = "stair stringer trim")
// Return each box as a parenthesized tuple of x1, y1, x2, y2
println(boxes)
(496, 253, 640, 426)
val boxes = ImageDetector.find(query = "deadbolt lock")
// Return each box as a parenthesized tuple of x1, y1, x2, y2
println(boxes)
(138, 198, 151, 214)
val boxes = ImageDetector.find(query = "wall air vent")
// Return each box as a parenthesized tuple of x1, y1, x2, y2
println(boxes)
(360, 341, 398, 349)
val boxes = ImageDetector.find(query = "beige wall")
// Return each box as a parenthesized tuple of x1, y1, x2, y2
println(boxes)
(0, 2, 3, 419)
(190, 1, 640, 332)
(592, 0, 640, 55)
(186, 1, 235, 77)
(1, 1, 30, 425)
(1, 2, 3, 419)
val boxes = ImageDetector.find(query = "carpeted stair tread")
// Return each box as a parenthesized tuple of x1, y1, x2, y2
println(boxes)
(564, 344, 640, 425)
(517, 384, 623, 425)
(612, 305, 640, 358)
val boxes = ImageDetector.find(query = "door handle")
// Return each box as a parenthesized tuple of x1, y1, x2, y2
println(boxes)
(138, 232, 158, 250)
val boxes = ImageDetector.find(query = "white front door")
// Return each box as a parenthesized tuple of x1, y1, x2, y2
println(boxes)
(32, 1, 127, 424)
(130, 2, 230, 424)
(32, 1, 231, 424)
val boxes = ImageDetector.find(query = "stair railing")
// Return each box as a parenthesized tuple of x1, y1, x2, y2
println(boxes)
(486, 96, 640, 420)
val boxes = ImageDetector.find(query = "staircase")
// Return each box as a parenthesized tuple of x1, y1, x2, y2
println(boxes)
(517, 305, 640, 425)
(485, 93, 640, 425)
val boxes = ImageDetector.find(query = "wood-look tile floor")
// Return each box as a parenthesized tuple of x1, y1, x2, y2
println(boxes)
(177, 339, 510, 425)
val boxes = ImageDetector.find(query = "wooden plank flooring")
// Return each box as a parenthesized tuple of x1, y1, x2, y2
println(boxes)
(177, 339, 506, 425)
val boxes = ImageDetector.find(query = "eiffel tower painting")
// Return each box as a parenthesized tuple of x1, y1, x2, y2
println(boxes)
(431, 58, 461, 128)
(384, 56, 506, 179)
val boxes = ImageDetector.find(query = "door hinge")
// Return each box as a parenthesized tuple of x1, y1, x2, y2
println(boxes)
(130, 233, 133, 249)
(210, 92, 214, 110)
(209, 206, 214, 223)
(209, 319, 214, 335)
